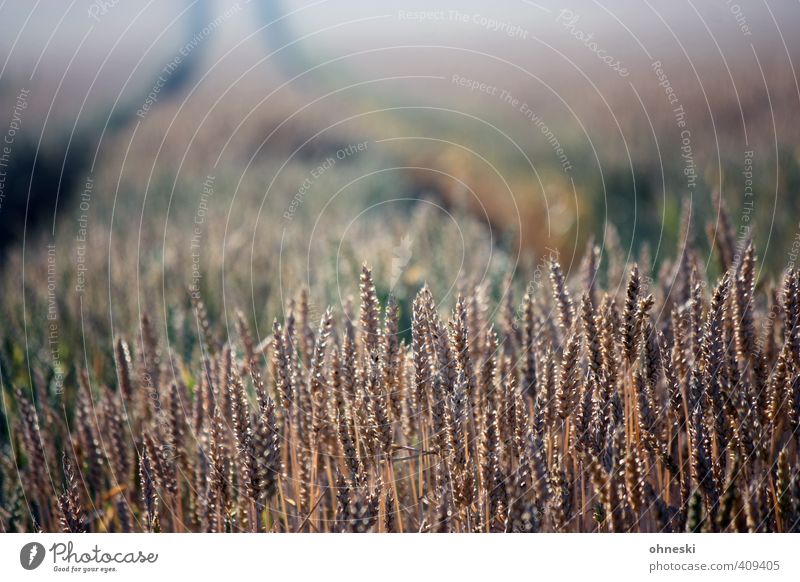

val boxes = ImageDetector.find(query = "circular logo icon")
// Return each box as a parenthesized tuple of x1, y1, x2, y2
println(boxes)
(20, 542, 46, 570)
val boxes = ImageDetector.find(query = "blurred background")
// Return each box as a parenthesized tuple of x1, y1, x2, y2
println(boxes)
(1, 0, 800, 380)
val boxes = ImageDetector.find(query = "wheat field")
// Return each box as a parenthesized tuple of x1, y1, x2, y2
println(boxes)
(1, 191, 798, 534)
